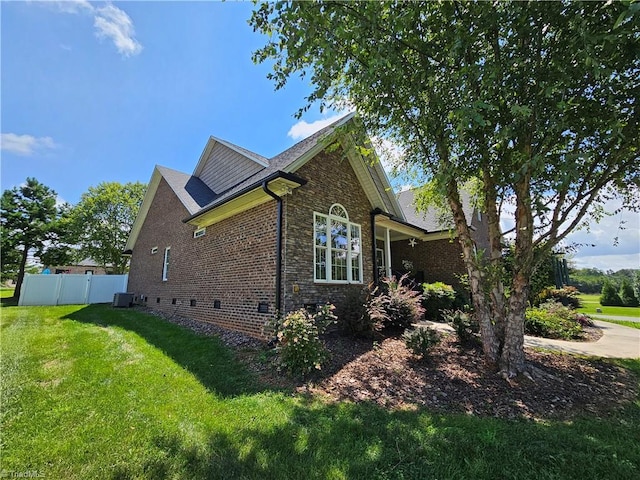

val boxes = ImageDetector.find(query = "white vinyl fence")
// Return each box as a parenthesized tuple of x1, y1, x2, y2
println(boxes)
(18, 274, 129, 306)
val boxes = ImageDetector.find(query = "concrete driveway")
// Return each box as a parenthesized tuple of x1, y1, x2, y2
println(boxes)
(591, 313, 640, 323)
(524, 320, 640, 358)
(425, 319, 640, 359)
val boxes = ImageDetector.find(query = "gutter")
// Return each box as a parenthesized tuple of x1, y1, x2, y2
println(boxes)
(262, 181, 284, 314)
(183, 171, 306, 224)
(371, 208, 432, 236)
(371, 211, 379, 285)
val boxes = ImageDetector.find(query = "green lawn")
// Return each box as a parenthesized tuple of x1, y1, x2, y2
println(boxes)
(2, 304, 640, 479)
(1, 287, 15, 298)
(578, 293, 640, 319)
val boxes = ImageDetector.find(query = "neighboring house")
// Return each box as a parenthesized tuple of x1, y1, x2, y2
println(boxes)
(48, 258, 112, 275)
(124, 113, 488, 338)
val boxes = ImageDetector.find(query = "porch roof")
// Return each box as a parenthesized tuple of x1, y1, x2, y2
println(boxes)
(373, 208, 453, 242)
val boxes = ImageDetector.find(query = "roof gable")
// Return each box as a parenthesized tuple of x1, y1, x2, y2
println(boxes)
(185, 113, 404, 224)
(193, 136, 268, 194)
(124, 166, 215, 251)
(126, 113, 407, 248)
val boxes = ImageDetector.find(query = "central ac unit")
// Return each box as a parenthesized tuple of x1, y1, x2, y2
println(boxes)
(113, 293, 134, 308)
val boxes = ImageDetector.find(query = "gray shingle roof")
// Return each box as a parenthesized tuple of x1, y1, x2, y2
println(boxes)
(156, 165, 216, 215)
(190, 113, 354, 213)
(397, 188, 476, 231)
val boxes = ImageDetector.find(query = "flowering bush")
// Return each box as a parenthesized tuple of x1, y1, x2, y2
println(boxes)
(403, 327, 440, 357)
(270, 305, 336, 376)
(537, 286, 582, 308)
(368, 274, 425, 330)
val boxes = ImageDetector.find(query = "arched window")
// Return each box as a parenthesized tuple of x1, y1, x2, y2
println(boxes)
(314, 204, 362, 283)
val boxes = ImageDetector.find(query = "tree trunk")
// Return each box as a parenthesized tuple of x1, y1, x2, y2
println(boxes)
(499, 172, 535, 376)
(445, 179, 500, 368)
(482, 171, 507, 344)
(500, 272, 529, 376)
(13, 245, 29, 300)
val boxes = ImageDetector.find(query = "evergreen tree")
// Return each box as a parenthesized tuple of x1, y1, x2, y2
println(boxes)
(1, 178, 70, 299)
(600, 281, 622, 307)
(619, 279, 639, 307)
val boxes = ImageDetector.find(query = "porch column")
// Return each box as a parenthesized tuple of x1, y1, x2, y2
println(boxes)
(385, 227, 392, 278)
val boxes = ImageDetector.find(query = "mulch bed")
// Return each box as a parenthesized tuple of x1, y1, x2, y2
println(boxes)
(140, 308, 637, 421)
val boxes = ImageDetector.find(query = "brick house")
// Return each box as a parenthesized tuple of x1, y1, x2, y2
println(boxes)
(124, 114, 488, 338)
(46, 258, 112, 275)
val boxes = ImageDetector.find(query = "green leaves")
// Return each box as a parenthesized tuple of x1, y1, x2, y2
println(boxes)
(249, 0, 640, 372)
(0, 178, 69, 295)
(69, 182, 146, 274)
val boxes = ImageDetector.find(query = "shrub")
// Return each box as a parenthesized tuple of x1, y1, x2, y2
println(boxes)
(600, 281, 623, 306)
(443, 309, 478, 344)
(368, 274, 425, 330)
(537, 286, 582, 309)
(619, 279, 639, 307)
(525, 301, 585, 339)
(336, 287, 383, 338)
(403, 327, 440, 357)
(269, 305, 336, 376)
(422, 282, 456, 321)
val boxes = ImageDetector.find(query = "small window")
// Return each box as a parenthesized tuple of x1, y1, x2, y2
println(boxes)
(190, 299, 196, 307)
(151, 246, 158, 254)
(162, 247, 170, 281)
(257, 302, 269, 313)
(213, 300, 221, 309)
(156, 297, 161, 303)
(172, 298, 177, 305)
(193, 228, 206, 238)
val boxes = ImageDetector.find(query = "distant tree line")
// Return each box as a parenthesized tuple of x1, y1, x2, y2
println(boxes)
(569, 268, 639, 296)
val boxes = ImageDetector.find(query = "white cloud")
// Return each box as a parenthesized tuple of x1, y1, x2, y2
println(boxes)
(287, 114, 345, 141)
(94, 4, 142, 57)
(51, 0, 93, 14)
(371, 136, 404, 172)
(498, 196, 639, 270)
(1, 133, 58, 156)
(571, 254, 640, 272)
(43, 1, 142, 57)
(564, 199, 639, 257)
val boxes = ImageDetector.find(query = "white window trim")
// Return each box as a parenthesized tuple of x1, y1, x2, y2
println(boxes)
(193, 227, 206, 238)
(314, 204, 363, 284)
(151, 246, 158, 254)
(162, 247, 170, 281)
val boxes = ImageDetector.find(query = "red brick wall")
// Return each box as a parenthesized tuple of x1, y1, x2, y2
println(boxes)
(127, 178, 278, 337)
(391, 237, 466, 287)
(389, 212, 490, 289)
(281, 149, 374, 312)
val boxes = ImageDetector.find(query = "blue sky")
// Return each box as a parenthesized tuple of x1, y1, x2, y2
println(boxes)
(2, 1, 638, 271)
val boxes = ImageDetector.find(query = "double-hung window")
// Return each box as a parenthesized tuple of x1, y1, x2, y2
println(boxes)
(314, 204, 362, 283)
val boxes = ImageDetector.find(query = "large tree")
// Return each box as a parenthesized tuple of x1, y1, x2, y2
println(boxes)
(251, 1, 639, 377)
(69, 182, 145, 274)
(1, 178, 70, 299)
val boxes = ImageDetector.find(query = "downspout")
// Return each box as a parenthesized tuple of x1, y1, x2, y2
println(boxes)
(371, 211, 378, 284)
(262, 182, 283, 314)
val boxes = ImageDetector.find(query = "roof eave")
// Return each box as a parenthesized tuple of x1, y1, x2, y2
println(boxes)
(124, 167, 162, 252)
(183, 171, 307, 227)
